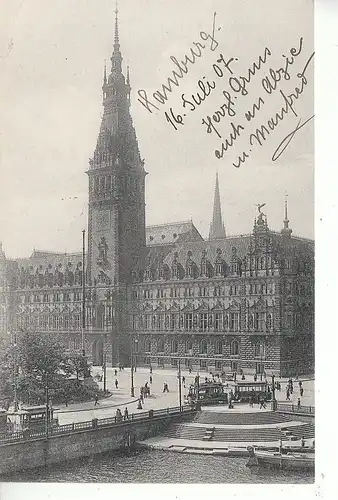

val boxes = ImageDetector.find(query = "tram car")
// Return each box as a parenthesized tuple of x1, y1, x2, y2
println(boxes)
(186, 381, 229, 406)
(233, 381, 273, 404)
(6, 405, 59, 434)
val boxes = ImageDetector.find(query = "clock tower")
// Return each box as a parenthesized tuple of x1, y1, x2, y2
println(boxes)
(87, 8, 146, 287)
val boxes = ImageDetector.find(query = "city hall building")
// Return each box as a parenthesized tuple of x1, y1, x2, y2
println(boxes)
(0, 13, 314, 377)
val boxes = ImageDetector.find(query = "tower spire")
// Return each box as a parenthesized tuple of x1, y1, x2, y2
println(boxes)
(209, 172, 226, 240)
(111, 0, 122, 73)
(281, 192, 292, 237)
(114, 1, 119, 47)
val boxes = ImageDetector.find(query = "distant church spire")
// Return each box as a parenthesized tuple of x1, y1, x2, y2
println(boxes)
(281, 193, 292, 238)
(209, 172, 226, 240)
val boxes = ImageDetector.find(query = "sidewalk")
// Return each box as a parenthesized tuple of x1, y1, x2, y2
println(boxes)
(55, 366, 314, 425)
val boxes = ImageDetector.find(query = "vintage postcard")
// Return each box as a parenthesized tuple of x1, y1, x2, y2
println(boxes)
(0, 0, 317, 494)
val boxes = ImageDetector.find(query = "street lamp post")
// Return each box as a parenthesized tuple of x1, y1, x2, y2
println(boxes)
(177, 358, 182, 411)
(11, 332, 18, 412)
(103, 334, 107, 393)
(45, 372, 49, 440)
(271, 374, 277, 410)
(134, 339, 138, 372)
(130, 336, 135, 397)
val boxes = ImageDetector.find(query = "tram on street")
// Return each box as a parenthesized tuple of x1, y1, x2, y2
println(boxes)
(6, 405, 59, 434)
(233, 381, 273, 404)
(186, 381, 230, 406)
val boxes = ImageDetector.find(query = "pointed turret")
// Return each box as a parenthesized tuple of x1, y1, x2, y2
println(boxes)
(281, 194, 292, 238)
(209, 172, 226, 240)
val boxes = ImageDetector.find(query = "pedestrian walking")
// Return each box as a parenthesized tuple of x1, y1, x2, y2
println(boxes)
(137, 399, 143, 410)
(301, 436, 306, 447)
(286, 388, 290, 401)
(189, 367, 192, 374)
(279, 438, 283, 454)
(149, 375, 153, 384)
(259, 396, 267, 409)
(297, 397, 301, 408)
(64, 395, 68, 407)
(140, 390, 144, 403)
(182, 376, 186, 385)
(115, 379, 118, 389)
(163, 382, 169, 393)
(124, 407, 129, 420)
(299, 380, 302, 389)
(94, 394, 99, 406)
(300, 387, 304, 397)
(150, 365, 153, 374)
(114, 369, 118, 376)
(254, 373, 257, 382)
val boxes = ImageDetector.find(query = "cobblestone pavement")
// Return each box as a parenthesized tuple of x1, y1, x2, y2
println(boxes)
(55, 366, 314, 425)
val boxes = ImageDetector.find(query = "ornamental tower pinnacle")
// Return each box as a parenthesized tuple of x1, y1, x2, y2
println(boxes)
(87, 4, 146, 286)
(209, 172, 226, 240)
(281, 194, 292, 238)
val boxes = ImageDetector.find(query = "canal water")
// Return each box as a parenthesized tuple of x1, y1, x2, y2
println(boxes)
(2, 449, 314, 484)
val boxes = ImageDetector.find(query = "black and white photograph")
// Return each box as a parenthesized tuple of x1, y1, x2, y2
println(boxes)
(0, 0, 318, 491)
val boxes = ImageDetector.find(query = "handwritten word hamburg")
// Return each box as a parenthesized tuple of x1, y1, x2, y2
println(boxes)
(137, 12, 313, 167)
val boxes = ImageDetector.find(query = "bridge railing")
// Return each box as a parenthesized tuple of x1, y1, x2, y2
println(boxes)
(0, 405, 194, 444)
(275, 402, 315, 415)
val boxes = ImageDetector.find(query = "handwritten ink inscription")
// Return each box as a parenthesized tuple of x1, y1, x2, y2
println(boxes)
(137, 13, 314, 167)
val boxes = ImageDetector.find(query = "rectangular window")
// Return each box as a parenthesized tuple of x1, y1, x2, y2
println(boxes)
(200, 313, 208, 331)
(145, 315, 151, 330)
(230, 313, 239, 331)
(200, 359, 207, 368)
(185, 313, 193, 330)
(170, 314, 175, 330)
(215, 313, 222, 331)
(132, 290, 138, 299)
(214, 286, 221, 296)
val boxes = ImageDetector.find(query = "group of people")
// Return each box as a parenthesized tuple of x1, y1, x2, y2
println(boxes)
(114, 407, 129, 422)
(286, 378, 305, 401)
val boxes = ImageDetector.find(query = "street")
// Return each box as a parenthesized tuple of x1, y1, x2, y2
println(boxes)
(55, 366, 314, 425)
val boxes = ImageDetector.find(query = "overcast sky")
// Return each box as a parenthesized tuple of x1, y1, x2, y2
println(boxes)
(0, 0, 313, 258)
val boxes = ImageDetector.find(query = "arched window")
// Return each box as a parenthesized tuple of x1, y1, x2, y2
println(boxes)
(266, 313, 272, 331)
(171, 339, 178, 353)
(185, 339, 193, 353)
(215, 340, 222, 355)
(158, 338, 164, 352)
(145, 340, 151, 352)
(200, 340, 208, 354)
(230, 340, 239, 356)
(254, 343, 265, 358)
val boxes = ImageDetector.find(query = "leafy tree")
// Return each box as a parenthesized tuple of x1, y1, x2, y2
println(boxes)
(0, 331, 93, 406)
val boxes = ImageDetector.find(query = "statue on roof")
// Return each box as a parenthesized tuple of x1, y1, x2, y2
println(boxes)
(256, 203, 266, 225)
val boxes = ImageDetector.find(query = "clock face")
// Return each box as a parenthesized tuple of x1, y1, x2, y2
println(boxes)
(96, 210, 110, 231)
